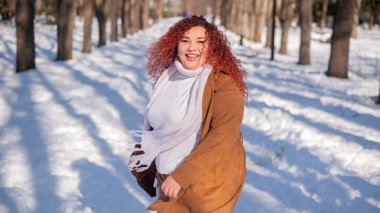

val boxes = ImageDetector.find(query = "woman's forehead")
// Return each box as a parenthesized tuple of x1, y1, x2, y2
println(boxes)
(183, 26, 206, 38)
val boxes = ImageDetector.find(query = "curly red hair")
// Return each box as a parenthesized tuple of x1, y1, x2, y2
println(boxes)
(146, 16, 247, 98)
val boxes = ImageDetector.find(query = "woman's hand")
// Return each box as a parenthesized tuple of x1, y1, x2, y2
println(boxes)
(161, 175, 182, 198)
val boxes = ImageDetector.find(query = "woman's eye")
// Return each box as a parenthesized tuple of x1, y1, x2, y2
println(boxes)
(198, 41, 206, 44)
(181, 39, 189, 43)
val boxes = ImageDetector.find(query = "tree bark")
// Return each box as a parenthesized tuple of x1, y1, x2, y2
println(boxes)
(57, 0, 76, 60)
(327, 0, 355, 78)
(319, 0, 329, 29)
(254, 0, 267, 43)
(265, 0, 273, 47)
(142, 0, 149, 29)
(279, 0, 296, 54)
(83, 0, 94, 52)
(351, 0, 361, 38)
(94, 0, 110, 46)
(111, 0, 119, 42)
(15, 0, 35, 72)
(121, 0, 130, 37)
(153, 0, 163, 24)
(298, 0, 312, 65)
(369, 13, 374, 31)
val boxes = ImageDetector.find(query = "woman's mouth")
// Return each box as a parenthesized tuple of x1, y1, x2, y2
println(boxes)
(185, 53, 199, 61)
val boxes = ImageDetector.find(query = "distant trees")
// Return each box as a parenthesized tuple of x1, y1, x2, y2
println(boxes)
(327, 0, 355, 78)
(15, 0, 35, 72)
(362, 0, 380, 31)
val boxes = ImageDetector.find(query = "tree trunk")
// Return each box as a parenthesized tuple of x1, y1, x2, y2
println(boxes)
(319, 0, 329, 29)
(298, 0, 312, 65)
(327, 0, 355, 78)
(15, 0, 35, 72)
(57, 0, 75, 60)
(129, 0, 139, 33)
(279, 0, 296, 54)
(351, 0, 361, 38)
(77, 0, 84, 19)
(111, 0, 119, 42)
(83, 0, 94, 53)
(211, 0, 221, 24)
(142, 0, 149, 29)
(265, 0, 273, 47)
(184, 0, 207, 16)
(153, 0, 163, 24)
(254, 0, 267, 43)
(220, 0, 231, 27)
(121, 0, 130, 37)
(369, 13, 374, 31)
(94, 0, 109, 46)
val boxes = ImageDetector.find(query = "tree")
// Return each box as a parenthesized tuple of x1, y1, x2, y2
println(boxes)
(351, 0, 361, 38)
(279, 0, 296, 54)
(111, 0, 119, 42)
(184, 0, 207, 16)
(141, 0, 149, 29)
(57, 0, 76, 60)
(83, 0, 94, 52)
(94, 0, 110, 46)
(121, 0, 130, 37)
(15, 0, 35, 72)
(298, 0, 312, 65)
(152, 0, 163, 24)
(253, 0, 268, 43)
(129, 0, 139, 33)
(327, 0, 355, 78)
(319, 0, 329, 29)
(362, 0, 380, 31)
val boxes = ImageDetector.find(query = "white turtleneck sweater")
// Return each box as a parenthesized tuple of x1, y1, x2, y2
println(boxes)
(147, 60, 204, 174)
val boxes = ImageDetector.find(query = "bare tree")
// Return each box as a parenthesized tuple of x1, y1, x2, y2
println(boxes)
(129, 0, 139, 33)
(279, 0, 296, 54)
(83, 0, 94, 52)
(111, 0, 119, 42)
(184, 0, 207, 16)
(121, 0, 130, 37)
(94, 0, 110, 46)
(152, 0, 163, 24)
(265, 0, 274, 47)
(319, 0, 329, 29)
(351, 0, 362, 38)
(298, 0, 312, 65)
(254, 0, 268, 43)
(15, 0, 35, 72)
(327, 0, 355, 78)
(141, 0, 149, 29)
(57, 0, 76, 60)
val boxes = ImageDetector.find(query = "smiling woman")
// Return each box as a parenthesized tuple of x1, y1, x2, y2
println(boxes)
(177, 26, 208, 70)
(128, 16, 247, 213)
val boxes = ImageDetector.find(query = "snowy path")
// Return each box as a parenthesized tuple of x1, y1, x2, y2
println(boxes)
(1, 18, 380, 213)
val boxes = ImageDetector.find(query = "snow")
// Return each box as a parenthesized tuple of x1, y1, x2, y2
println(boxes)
(1, 17, 380, 213)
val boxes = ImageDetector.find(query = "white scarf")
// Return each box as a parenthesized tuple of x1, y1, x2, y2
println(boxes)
(128, 60, 212, 172)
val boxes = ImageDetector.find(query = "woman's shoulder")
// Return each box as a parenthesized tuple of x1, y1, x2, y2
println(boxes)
(210, 70, 240, 92)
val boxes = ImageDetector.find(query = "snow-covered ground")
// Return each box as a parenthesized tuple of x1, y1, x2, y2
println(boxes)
(0, 17, 380, 213)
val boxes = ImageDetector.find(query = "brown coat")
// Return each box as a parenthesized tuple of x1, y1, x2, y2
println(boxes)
(133, 71, 246, 213)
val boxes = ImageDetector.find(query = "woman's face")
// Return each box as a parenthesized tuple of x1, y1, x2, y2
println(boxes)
(178, 26, 208, 70)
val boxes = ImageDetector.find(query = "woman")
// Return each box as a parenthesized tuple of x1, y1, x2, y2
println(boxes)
(128, 16, 247, 213)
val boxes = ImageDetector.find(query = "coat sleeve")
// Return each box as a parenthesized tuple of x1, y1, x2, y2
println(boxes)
(171, 75, 244, 191)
